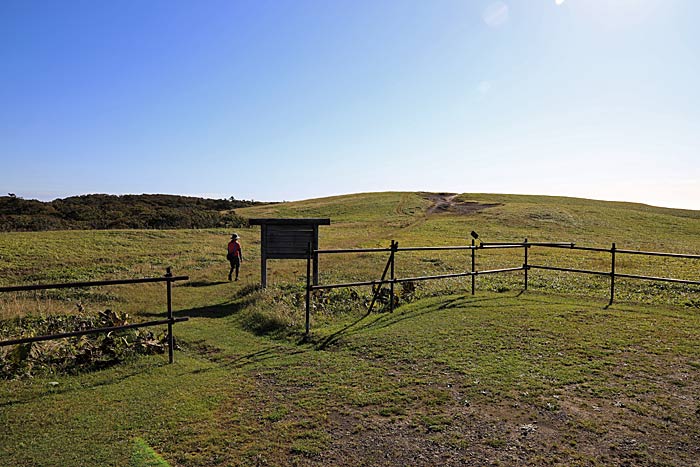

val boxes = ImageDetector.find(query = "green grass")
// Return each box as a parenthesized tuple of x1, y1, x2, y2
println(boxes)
(3, 292, 699, 465)
(1, 191, 699, 466)
(2, 192, 698, 315)
(131, 437, 171, 467)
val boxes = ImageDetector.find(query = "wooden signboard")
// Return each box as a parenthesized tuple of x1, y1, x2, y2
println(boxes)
(248, 218, 330, 288)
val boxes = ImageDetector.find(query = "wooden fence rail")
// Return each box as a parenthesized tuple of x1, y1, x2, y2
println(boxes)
(0, 268, 189, 364)
(303, 239, 700, 335)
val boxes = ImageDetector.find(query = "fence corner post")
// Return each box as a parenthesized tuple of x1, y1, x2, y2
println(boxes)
(165, 267, 174, 364)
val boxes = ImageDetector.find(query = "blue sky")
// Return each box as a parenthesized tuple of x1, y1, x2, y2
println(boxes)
(1, 0, 698, 209)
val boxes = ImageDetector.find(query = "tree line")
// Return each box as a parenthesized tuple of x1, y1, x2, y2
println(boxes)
(0, 194, 262, 231)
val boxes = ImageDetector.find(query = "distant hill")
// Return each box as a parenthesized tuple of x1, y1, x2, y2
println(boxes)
(0, 194, 265, 231)
(238, 191, 700, 252)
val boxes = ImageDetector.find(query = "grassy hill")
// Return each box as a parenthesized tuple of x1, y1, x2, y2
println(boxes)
(239, 191, 700, 250)
(238, 192, 700, 306)
(1, 192, 699, 466)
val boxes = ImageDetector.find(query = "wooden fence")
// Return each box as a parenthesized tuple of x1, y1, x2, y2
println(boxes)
(303, 240, 700, 335)
(0, 267, 189, 364)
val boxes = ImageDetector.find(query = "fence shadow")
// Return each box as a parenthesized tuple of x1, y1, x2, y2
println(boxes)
(0, 361, 169, 409)
(177, 280, 229, 288)
(140, 298, 256, 320)
(313, 293, 523, 350)
(190, 346, 308, 375)
(142, 284, 262, 320)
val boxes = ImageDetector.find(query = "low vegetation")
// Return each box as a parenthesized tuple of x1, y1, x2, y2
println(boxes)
(0, 309, 168, 378)
(0, 193, 261, 231)
(1, 191, 699, 466)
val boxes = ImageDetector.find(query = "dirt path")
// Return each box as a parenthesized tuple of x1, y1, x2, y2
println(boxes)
(424, 193, 501, 216)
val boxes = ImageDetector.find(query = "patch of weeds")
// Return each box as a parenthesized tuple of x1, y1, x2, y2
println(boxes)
(0, 309, 168, 378)
(423, 387, 451, 406)
(661, 413, 678, 423)
(626, 402, 650, 417)
(234, 283, 264, 299)
(239, 309, 289, 336)
(399, 281, 417, 301)
(291, 430, 331, 457)
(350, 390, 389, 408)
(419, 414, 452, 432)
(351, 423, 368, 434)
(544, 400, 561, 412)
(378, 405, 406, 417)
(481, 277, 517, 294)
(573, 418, 607, 435)
(371, 288, 397, 312)
(313, 287, 365, 314)
(485, 438, 507, 449)
(290, 440, 324, 457)
(45, 288, 122, 304)
(264, 406, 290, 422)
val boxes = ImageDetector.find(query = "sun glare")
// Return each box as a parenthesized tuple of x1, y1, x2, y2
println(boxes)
(555, 0, 565, 5)
(569, 0, 664, 28)
(483, 1, 509, 27)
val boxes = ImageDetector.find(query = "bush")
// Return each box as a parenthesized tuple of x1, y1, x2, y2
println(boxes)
(0, 194, 263, 231)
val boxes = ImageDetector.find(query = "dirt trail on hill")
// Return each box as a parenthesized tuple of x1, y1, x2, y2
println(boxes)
(424, 193, 501, 215)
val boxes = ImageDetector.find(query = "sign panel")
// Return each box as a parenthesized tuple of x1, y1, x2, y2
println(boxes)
(248, 218, 331, 287)
(265, 224, 315, 259)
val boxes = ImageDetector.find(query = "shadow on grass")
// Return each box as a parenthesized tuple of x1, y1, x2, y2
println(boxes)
(141, 284, 262, 319)
(312, 293, 523, 350)
(139, 301, 252, 319)
(363, 293, 525, 331)
(0, 360, 170, 409)
(313, 312, 373, 350)
(190, 346, 308, 374)
(177, 280, 230, 288)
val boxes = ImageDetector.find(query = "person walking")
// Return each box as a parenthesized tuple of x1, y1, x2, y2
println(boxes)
(227, 233, 243, 281)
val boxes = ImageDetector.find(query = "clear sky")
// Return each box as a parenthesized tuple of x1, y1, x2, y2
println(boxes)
(1, 0, 698, 209)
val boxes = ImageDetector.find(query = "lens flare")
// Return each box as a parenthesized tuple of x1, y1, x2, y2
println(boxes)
(483, 1, 509, 27)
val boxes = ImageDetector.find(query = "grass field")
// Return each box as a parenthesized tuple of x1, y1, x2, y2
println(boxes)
(1, 192, 699, 466)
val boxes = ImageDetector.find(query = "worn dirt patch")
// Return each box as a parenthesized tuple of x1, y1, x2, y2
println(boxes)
(422, 193, 502, 216)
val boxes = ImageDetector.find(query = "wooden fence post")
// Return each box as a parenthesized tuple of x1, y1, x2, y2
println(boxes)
(609, 242, 616, 306)
(312, 225, 320, 286)
(471, 239, 476, 295)
(305, 243, 312, 336)
(524, 238, 529, 291)
(165, 267, 174, 364)
(390, 240, 397, 312)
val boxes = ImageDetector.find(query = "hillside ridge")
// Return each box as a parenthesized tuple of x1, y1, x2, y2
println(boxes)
(238, 191, 699, 220)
